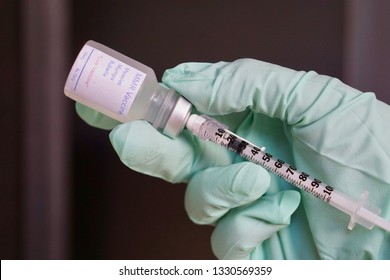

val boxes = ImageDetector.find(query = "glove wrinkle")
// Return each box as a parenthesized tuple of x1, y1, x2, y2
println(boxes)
(185, 163, 270, 225)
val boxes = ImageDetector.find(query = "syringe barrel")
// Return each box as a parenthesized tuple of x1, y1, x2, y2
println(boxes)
(186, 114, 390, 233)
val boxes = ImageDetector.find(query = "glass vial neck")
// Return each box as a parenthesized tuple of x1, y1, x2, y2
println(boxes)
(144, 85, 192, 138)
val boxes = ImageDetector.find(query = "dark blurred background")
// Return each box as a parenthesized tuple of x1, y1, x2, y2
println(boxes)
(1, 0, 389, 259)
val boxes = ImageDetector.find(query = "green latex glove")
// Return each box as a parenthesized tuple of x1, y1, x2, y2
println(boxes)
(76, 59, 390, 259)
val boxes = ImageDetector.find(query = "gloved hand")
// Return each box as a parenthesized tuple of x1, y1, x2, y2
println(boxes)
(76, 59, 390, 259)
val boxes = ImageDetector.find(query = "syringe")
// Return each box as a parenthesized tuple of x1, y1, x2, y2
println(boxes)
(186, 114, 390, 233)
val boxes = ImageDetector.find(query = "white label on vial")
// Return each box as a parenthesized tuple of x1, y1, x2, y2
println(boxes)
(65, 44, 147, 116)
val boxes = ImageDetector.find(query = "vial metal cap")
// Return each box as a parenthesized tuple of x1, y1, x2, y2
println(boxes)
(163, 96, 192, 138)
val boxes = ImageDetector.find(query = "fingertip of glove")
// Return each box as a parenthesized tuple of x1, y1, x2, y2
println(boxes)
(163, 62, 213, 79)
(75, 102, 120, 130)
(264, 190, 301, 225)
(232, 162, 271, 202)
(184, 162, 271, 225)
(109, 121, 162, 168)
(162, 64, 189, 84)
(162, 62, 225, 94)
(280, 190, 301, 214)
(109, 121, 196, 183)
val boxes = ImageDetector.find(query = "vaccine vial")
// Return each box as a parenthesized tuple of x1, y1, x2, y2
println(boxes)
(64, 40, 192, 138)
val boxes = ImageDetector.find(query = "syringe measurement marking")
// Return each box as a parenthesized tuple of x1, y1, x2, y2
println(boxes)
(205, 127, 334, 203)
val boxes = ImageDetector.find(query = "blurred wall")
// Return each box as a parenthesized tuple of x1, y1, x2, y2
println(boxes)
(343, 0, 390, 104)
(1, 0, 389, 260)
(1, 0, 21, 259)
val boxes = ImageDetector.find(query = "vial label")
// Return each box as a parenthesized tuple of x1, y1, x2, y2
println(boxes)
(65, 44, 147, 116)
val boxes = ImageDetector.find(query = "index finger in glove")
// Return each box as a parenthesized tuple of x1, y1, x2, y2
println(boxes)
(162, 59, 365, 128)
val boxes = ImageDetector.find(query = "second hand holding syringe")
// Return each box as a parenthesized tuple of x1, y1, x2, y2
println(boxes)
(186, 114, 390, 233)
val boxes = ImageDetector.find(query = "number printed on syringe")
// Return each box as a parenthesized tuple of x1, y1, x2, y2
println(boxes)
(209, 125, 334, 203)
